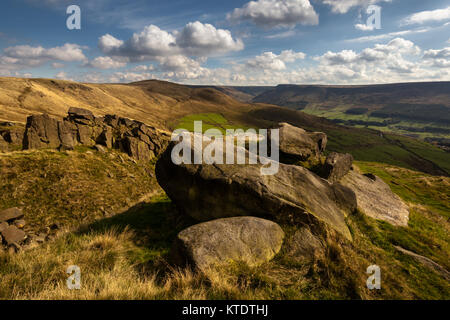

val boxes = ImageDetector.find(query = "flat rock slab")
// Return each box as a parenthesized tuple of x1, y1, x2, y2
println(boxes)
(173, 217, 285, 271)
(0, 207, 24, 222)
(1, 225, 26, 245)
(341, 171, 409, 226)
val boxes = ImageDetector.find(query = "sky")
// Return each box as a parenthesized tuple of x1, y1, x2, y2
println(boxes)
(0, 0, 449, 85)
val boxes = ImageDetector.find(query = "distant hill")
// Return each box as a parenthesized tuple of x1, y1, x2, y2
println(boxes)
(204, 82, 450, 147)
(0, 77, 449, 176)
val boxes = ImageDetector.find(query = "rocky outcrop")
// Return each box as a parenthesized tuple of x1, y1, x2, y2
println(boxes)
(0, 122, 24, 152)
(17, 108, 170, 161)
(323, 152, 354, 183)
(276, 122, 327, 164)
(156, 135, 355, 240)
(341, 170, 409, 226)
(172, 217, 285, 271)
(0, 207, 61, 252)
(24, 114, 61, 149)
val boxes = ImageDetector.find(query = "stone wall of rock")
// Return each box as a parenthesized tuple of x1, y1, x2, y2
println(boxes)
(1, 108, 170, 161)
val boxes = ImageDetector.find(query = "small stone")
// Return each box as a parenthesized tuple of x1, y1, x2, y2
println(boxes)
(1, 225, 26, 245)
(14, 219, 26, 229)
(0, 207, 24, 222)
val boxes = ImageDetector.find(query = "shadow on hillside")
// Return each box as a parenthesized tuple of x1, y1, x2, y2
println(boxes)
(76, 197, 195, 272)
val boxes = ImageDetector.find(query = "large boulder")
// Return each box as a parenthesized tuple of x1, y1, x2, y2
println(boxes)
(323, 152, 354, 183)
(156, 135, 354, 240)
(172, 217, 285, 271)
(341, 170, 409, 226)
(24, 114, 61, 149)
(285, 227, 325, 262)
(67, 107, 95, 125)
(276, 122, 327, 163)
(58, 120, 76, 150)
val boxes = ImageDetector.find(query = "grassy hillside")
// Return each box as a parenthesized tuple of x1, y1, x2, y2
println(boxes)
(0, 148, 448, 299)
(0, 77, 257, 129)
(248, 82, 450, 145)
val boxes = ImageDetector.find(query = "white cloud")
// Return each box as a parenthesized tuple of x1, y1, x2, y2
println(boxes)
(86, 56, 128, 69)
(246, 50, 306, 70)
(4, 43, 86, 62)
(176, 21, 244, 56)
(354, 23, 375, 31)
(109, 72, 154, 83)
(423, 47, 450, 68)
(321, 0, 391, 14)
(403, 6, 450, 25)
(0, 43, 86, 71)
(228, 0, 319, 28)
(51, 62, 65, 68)
(98, 22, 243, 61)
(98, 34, 125, 54)
(131, 65, 154, 72)
(55, 71, 71, 80)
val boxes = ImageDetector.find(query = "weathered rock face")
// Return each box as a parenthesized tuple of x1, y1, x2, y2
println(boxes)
(172, 217, 285, 271)
(0, 124, 24, 151)
(24, 114, 60, 149)
(16, 108, 170, 161)
(156, 137, 354, 240)
(323, 152, 354, 183)
(276, 122, 327, 163)
(285, 227, 325, 262)
(341, 170, 409, 226)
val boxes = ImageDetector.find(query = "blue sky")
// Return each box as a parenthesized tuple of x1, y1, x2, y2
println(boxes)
(0, 0, 449, 85)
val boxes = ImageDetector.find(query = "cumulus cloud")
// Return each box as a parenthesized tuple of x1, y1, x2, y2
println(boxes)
(109, 72, 154, 83)
(131, 65, 154, 72)
(176, 22, 244, 56)
(55, 71, 72, 80)
(228, 0, 319, 28)
(423, 47, 450, 68)
(86, 56, 128, 69)
(321, 0, 391, 14)
(246, 50, 306, 71)
(98, 22, 243, 62)
(311, 38, 426, 80)
(403, 6, 450, 25)
(0, 43, 86, 71)
(4, 43, 86, 62)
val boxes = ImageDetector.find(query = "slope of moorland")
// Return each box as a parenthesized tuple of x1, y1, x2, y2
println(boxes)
(0, 77, 256, 129)
(1, 77, 449, 176)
